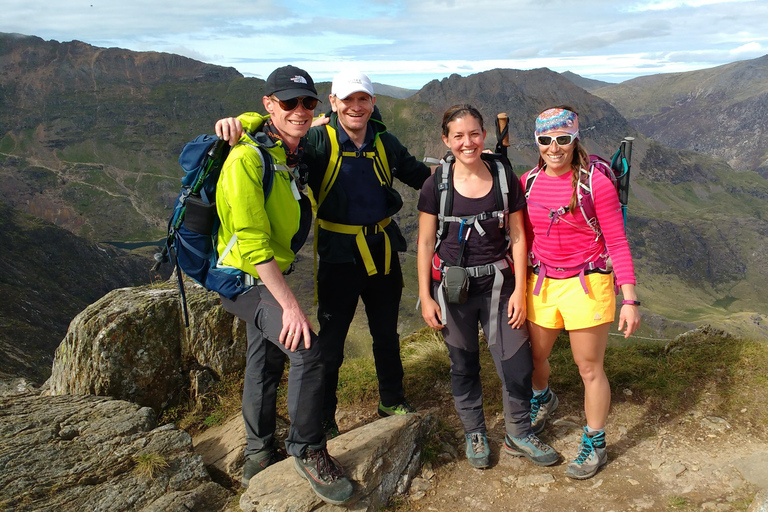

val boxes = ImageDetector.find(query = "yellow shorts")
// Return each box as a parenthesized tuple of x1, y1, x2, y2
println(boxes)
(527, 271, 616, 330)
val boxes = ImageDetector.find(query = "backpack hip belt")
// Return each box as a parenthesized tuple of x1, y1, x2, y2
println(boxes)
(529, 252, 611, 296)
(315, 217, 392, 276)
(436, 257, 511, 347)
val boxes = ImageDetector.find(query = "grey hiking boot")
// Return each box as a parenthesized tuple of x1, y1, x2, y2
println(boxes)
(464, 432, 491, 469)
(294, 447, 354, 505)
(531, 388, 559, 434)
(378, 401, 416, 417)
(565, 428, 607, 480)
(504, 432, 559, 466)
(241, 449, 277, 488)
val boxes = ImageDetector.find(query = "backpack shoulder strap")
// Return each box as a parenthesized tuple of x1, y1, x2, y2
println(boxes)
(319, 124, 341, 207)
(238, 140, 275, 201)
(524, 165, 543, 198)
(491, 158, 509, 214)
(434, 158, 454, 248)
(373, 134, 392, 187)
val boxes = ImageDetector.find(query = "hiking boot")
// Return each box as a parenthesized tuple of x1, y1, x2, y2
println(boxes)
(294, 447, 354, 505)
(322, 418, 340, 440)
(464, 432, 491, 469)
(504, 432, 559, 466)
(565, 428, 608, 480)
(241, 450, 276, 488)
(378, 401, 417, 417)
(531, 388, 559, 434)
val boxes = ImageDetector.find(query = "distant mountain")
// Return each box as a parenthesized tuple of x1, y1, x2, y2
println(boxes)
(561, 71, 612, 92)
(592, 54, 768, 176)
(0, 32, 258, 242)
(373, 83, 417, 99)
(412, 69, 637, 165)
(2, 33, 768, 385)
(0, 201, 154, 383)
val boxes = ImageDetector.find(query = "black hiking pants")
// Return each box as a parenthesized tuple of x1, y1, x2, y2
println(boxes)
(317, 244, 406, 422)
(436, 278, 534, 438)
(220, 285, 326, 458)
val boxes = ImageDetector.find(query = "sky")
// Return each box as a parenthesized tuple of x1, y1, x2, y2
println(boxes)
(2, 0, 767, 89)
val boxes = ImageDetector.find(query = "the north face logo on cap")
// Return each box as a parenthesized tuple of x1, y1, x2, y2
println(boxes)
(290, 75, 308, 84)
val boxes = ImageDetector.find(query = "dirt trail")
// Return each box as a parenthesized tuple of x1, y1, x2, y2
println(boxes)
(395, 399, 768, 511)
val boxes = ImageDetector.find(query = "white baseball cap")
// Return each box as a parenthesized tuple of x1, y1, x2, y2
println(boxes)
(331, 70, 374, 99)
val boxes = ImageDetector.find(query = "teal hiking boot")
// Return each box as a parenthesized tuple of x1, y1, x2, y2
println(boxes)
(565, 427, 607, 480)
(378, 401, 416, 417)
(504, 432, 559, 466)
(464, 432, 491, 469)
(531, 388, 559, 434)
(241, 449, 277, 488)
(294, 447, 354, 505)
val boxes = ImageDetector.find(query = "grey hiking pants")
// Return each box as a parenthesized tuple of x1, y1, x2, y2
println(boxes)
(436, 281, 534, 438)
(220, 285, 326, 458)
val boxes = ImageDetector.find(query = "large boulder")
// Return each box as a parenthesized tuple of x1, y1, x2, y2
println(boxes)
(45, 280, 246, 411)
(240, 413, 428, 512)
(0, 392, 231, 511)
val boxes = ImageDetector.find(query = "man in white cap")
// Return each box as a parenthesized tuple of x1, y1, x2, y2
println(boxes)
(216, 70, 431, 437)
(302, 70, 431, 436)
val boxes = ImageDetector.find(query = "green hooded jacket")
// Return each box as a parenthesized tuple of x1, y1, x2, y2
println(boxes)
(216, 113, 304, 277)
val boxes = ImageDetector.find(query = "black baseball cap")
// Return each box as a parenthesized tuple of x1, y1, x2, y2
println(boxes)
(265, 65, 322, 102)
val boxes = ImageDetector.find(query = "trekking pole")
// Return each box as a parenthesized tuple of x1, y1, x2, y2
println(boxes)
(620, 137, 634, 227)
(623, 137, 634, 167)
(495, 113, 509, 156)
(495, 112, 516, 174)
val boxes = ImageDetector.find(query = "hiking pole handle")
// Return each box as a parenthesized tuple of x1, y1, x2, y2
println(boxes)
(497, 113, 509, 146)
(623, 137, 634, 167)
(495, 113, 509, 155)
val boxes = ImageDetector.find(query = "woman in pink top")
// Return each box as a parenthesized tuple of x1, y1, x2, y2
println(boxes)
(522, 106, 641, 480)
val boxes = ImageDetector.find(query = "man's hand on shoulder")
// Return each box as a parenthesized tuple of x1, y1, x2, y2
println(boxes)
(215, 117, 244, 146)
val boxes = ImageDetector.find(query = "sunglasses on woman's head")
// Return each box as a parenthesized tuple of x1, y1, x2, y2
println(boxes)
(535, 131, 579, 146)
(274, 96, 319, 111)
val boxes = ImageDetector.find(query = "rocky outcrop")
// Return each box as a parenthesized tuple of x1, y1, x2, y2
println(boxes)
(0, 392, 231, 512)
(749, 489, 768, 512)
(46, 280, 246, 412)
(240, 414, 428, 512)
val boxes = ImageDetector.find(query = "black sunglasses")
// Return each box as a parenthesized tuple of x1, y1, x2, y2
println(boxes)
(273, 96, 319, 112)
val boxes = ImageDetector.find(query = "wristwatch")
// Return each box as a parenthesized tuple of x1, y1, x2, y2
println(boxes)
(621, 299, 641, 306)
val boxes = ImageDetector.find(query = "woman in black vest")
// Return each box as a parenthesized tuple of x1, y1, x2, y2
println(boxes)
(416, 104, 559, 469)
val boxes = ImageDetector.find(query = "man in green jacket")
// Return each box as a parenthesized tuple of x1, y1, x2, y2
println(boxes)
(216, 70, 431, 436)
(214, 65, 352, 505)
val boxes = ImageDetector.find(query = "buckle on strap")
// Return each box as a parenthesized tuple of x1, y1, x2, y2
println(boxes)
(463, 258, 510, 278)
(362, 223, 382, 236)
(243, 274, 264, 287)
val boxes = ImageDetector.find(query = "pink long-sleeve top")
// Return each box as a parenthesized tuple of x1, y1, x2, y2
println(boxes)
(522, 167, 636, 286)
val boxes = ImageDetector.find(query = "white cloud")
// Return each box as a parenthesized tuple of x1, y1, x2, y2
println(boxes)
(731, 42, 762, 55)
(1, 0, 767, 88)
(629, 0, 756, 12)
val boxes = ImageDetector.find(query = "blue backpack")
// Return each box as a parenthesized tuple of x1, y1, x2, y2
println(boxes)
(153, 134, 273, 325)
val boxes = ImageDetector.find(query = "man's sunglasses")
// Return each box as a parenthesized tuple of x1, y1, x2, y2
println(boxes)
(273, 96, 319, 112)
(535, 131, 579, 146)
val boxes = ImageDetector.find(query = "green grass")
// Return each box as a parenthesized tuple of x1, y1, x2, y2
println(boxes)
(133, 452, 169, 480)
(165, 325, 768, 450)
(667, 495, 689, 509)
